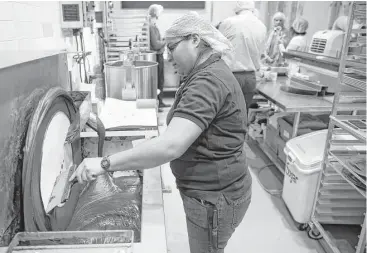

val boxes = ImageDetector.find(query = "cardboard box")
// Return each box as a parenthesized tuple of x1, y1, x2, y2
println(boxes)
(265, 124, 278, 153)
(277, 118, 313, 142)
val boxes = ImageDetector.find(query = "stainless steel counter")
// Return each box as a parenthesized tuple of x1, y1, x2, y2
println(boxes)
(256, 77, 333, 113)
(254, 77, 333, 175)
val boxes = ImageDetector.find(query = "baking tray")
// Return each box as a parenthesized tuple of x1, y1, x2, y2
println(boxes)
(314, 212, 364, 225)
(316, 206, 366, 217)
(317, 198, 366, 208)
(280, 84, 319, 96)
(6, 230, 134, 253)
(318, 189, 364, 200)
(290, 76, 327, 92)
(345, 67, 367, 77)
(343, 73, 366, 91)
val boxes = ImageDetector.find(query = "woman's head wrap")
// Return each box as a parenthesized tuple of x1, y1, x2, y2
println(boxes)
(234, 1, 255, 14)
(292, 18, 309, 33)
(165, 12, 233, 58)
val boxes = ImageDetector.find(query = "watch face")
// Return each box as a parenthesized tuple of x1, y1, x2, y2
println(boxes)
(101, 157, 110, 170)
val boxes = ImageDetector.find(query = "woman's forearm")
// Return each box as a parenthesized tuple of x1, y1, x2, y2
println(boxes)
(108, 136, 177, 172)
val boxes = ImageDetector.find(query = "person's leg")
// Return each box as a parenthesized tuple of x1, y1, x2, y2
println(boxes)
(217, 190, 252, 250)
(243, 72, 256, 110)
(233, 71, 257, 112)
(180, 193, 214, 253)
(180, 190, 251, 253)
(157, 54, 169, 107)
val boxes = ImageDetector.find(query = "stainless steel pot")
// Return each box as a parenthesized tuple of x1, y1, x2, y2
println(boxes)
(105, 60, 158, 100)
(119, 50, 157, 62)
(136, 50, 157, 62)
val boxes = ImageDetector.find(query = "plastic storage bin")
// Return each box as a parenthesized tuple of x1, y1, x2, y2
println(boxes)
(282, 130, 328, 224)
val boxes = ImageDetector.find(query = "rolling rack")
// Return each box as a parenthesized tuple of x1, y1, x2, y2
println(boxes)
(310, 2, 366, 253)
(104, 4, 150, 62)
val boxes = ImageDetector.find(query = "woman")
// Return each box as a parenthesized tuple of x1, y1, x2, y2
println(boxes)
(148, 4, 169, 108)
(281, 18, 309, 52)
(263, 12, 288, 66)
(71, 12, 252, 253)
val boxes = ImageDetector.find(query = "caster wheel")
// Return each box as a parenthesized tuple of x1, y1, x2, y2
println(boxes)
(308, 227, 323, 240)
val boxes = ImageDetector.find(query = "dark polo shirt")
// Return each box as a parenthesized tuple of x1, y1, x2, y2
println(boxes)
(166, 53, 252, 204)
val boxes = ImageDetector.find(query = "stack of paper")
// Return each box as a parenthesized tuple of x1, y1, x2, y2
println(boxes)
(98, 98, 157, 129)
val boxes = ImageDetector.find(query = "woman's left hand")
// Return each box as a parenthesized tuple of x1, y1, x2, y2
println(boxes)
(69, 157, 106, 184)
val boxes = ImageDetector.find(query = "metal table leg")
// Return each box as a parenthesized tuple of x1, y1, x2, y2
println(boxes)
(292, 112, 301, 138)
(356, 216, 366, 253)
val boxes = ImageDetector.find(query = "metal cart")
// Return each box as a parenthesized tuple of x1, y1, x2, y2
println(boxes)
(310, 2, 367, 253)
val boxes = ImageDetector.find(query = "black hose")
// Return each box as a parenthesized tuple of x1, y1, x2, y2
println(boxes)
(85, 113, 106, 157)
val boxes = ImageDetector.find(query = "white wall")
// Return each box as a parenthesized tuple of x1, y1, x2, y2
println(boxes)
(0, 1, 66, 69)
(211, 1, 237, 26)
(112, 1, 213, 37)
(156, 3, 212, 36)
(302, 1, 332, 43)
(0, 1, 99, 91)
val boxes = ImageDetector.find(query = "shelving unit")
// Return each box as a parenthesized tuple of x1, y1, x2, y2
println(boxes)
(310, 2, 367, 253)
(104, 4, 150, 62)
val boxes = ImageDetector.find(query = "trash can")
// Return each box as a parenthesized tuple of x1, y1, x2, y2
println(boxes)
(282, 130, 328, 224)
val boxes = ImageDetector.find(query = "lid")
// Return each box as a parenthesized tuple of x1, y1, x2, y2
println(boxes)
(286, 130, 328, 168)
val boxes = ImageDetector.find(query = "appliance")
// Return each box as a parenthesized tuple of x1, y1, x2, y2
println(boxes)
(104, 60, 158, 100)
(309, 30, 344, 58)
(60, 1, 84, 29)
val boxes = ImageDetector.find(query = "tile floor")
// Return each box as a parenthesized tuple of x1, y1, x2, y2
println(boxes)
(158, 100, 327, 253)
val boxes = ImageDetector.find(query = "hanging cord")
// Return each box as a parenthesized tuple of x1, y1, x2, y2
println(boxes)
(253, 163, 283, 196)
(74, 35, 83, 83)
(97, 29, 107, 74)
(80, 32, 89, 83)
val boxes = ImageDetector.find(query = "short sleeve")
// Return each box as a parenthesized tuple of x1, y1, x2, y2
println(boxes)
(172, 73, 228, 131)
(286, 37, 301, 51)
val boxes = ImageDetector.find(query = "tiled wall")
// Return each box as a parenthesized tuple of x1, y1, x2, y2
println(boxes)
(0, 1, 67, 69)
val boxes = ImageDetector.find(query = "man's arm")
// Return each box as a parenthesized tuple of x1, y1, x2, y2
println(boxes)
(218, 19, 235, 41)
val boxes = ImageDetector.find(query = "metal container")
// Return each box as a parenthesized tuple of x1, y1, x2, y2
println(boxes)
(105, 60, 158, 100)
(118, 50, 157, 62)
(136, 50, 157, 62)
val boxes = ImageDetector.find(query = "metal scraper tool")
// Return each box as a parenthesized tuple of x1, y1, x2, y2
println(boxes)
(45, 143, 78, 213)
(46, 165, 78, 213)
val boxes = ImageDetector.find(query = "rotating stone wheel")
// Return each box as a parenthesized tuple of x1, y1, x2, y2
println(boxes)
(22, 87, 82, 232)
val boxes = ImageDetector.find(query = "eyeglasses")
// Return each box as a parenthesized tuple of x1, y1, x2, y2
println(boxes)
(167, 38, 185, 53)
(167, 35, 191, 53)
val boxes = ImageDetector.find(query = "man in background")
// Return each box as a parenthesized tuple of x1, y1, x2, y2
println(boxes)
(218, 1, 266, 111)
(148, 4, 170, 108)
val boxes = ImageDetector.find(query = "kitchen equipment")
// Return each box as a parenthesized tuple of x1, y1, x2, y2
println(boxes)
(290, 76, 328, 93)
(309, 30, 344, 58)
(283, 130, 328, 223)
(106, 8, 150, 62)
(46, 164, 77, 213)
(117, 50, 157, 63)
(271, 66, 288, 75)
(105, 60, 158, 100)
(269, 72, 278, 84)
(280, 84, 319, 96)
(6, 230, 134, 253)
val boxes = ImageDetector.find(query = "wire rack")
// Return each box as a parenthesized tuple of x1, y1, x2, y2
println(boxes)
(103, 5, 150, 62)
(310, 2, 367, 253)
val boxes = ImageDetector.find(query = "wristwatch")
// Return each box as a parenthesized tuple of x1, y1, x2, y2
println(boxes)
(100, 155, 111, 172)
